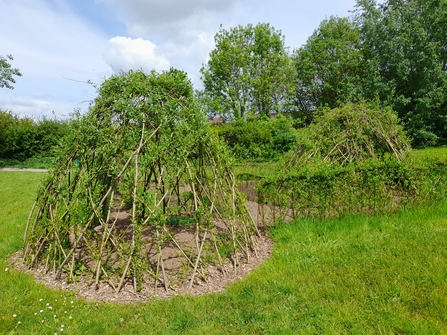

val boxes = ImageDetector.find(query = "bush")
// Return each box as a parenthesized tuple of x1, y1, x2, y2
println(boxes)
(215, 114, 297, 161)
(0, 109, 69, 161)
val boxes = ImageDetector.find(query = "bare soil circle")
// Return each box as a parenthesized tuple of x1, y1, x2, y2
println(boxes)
(11, 201, 273, 303)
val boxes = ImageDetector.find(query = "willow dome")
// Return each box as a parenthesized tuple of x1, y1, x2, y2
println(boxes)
(287, 102, 411, 168)
(22, 69, 260, 295)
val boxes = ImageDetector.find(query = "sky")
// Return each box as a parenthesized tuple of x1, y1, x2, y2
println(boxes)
(0, 0, 358, 119)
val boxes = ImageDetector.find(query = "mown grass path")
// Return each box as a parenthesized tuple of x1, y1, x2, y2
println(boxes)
(0, 168, 48, 172)
(1, 171, 446, 334)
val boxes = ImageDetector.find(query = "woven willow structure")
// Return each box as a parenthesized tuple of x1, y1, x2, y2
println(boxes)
(285, 102, 411, 169)
(22, 69, 259, 293)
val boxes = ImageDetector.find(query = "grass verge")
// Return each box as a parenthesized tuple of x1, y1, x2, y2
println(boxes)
(0, 157, 54, 169)
(409, 145, 447, 164)
(1, 171, 446, 334)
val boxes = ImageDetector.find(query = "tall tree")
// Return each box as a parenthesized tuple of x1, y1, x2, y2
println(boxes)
(0, 54, 22, 89)
(291, 17, 366, 125)
(354, 0, 447, 146)
(200, 23, 293, 120)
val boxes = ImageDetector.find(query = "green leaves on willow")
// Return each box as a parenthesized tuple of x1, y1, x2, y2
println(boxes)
(23, 69, 259, 294)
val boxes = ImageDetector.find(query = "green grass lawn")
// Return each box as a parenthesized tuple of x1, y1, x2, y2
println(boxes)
(410, 145, 447, 161)
(1, 171, 446, 334)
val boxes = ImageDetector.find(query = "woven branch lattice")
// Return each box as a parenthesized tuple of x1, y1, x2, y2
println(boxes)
(22, 69, 259, 294)
(285, 102, 411, 169)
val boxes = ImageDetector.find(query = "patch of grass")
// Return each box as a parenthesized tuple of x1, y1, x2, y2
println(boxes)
(233, 156, 288, 180)
(0, 157, 54, 169)
(0, 172, 44, 255)
(409, 146, 447, 165)
(262, 208, 447, 333)
(165, 216, 196, 227)
(1, 171, 447, 334)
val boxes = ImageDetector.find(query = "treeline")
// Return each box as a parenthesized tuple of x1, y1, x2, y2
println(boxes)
(3, 0, 446, 165)
(0, 110, 69, 163)
(201, 0, 447, 148)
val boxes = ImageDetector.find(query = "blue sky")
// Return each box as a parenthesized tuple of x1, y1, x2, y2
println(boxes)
(0, 0, 358, 119)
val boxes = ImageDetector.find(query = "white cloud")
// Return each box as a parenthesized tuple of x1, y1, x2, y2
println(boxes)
(103, 37, 170, 73)
(99, 0, 243, 35)
(0, 0, 111, 117)
(0, 96, 76, 119)
(33, 92, 52, 99)
(97, 0, 241, 87)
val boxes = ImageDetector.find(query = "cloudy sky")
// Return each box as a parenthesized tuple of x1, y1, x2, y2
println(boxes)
(0, 0, 357, 119)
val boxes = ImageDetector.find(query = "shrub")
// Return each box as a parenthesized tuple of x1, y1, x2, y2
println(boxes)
(216, 114, 297, 161)
(0, 109, 69, 161)
(258, 157, 447, 222)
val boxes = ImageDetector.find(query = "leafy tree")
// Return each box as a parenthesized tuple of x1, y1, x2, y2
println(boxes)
(291, 17, 366, 125)
(200, 23, 293, 119)
(354, 0, 447, 146)
(0, 54, 22, 89)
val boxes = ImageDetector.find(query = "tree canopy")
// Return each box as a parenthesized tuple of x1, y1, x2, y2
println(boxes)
(0, 54, 22, 89)
(200, 23, 293, 120)
(354, 0, 447, 146)
(292, 17, 365, 125)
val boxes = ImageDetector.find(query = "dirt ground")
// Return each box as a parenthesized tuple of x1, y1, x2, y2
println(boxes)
(11, 200, 274, 303)
(12, 234, 272, 303)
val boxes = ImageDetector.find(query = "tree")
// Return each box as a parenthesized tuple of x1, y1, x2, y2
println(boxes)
(0, 54, 22, 89)
(354, 0, 447, 146)
(291, 17, 366, 125)
(200, 23, 294, 119)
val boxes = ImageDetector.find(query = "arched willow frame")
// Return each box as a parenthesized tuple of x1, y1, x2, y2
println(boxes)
(22, 69, 259, 294)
